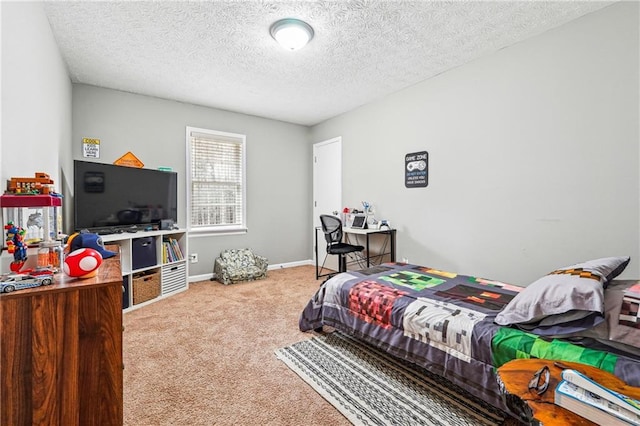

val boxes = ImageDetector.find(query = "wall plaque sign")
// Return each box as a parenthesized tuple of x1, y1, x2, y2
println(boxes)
(405, 151, 428, 188)
(82, 137, 100, 158)
(114, 151, 144, 168)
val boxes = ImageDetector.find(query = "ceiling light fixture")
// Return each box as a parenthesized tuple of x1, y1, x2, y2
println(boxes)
(270, 18, 314, 51)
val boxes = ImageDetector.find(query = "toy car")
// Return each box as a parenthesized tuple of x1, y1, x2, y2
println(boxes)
(0, 272, 53, 293)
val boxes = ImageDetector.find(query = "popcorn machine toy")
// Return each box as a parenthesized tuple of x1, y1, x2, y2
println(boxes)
(1, 194, 63, 272)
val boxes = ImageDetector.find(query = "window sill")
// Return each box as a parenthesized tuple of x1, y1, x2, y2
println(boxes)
(188, 226, 248, 237)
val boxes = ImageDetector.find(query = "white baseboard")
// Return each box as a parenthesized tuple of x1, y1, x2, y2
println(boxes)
(188, 273, 215, 283)
(267, 259, 314, 270)
(188, 259, 313, 283)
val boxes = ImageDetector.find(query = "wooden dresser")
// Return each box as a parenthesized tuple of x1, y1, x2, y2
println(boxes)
(0, 253, 123, 425)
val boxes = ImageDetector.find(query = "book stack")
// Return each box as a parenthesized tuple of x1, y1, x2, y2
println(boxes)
(162, 238, 184, 263)
(555, 369, 640, 425)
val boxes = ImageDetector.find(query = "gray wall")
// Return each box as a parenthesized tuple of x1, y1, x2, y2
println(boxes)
(311, 2, 639, 285)
(3, 2, 638, 285)
(0, 2, 73, 232)
(72, 85, 311, 276)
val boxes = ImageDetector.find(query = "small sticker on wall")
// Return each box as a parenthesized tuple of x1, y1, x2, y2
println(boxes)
(405, 151, 428, 188)
(82, 138, 101, 158)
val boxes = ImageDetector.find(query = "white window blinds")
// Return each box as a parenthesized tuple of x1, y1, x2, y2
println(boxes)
(187, 127, 246, 232)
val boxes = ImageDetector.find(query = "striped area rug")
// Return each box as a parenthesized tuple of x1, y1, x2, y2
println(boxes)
(275, 332, 512, 426)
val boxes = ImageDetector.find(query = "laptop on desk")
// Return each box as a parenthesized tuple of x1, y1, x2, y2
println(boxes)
(351, 214, 367, 229)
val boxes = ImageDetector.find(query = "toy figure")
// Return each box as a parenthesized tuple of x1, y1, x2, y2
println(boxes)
(5, 221, 28, 272)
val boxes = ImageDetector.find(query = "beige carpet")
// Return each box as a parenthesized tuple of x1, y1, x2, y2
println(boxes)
(123, 265, 349, 425)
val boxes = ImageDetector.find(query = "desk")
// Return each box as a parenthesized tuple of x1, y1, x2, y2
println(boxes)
(315, 226, 396, 279)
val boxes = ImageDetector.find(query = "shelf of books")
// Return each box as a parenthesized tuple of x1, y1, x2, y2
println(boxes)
(101, 229, 188, 310)
(162, 237, 184, 263)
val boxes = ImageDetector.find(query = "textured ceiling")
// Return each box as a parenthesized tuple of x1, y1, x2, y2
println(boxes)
(42, 1, 614, 126)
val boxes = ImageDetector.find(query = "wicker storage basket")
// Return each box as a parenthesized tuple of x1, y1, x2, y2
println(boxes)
(132, 271, 161, 305)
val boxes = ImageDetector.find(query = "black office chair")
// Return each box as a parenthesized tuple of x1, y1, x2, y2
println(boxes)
(319, 214, 364, 274)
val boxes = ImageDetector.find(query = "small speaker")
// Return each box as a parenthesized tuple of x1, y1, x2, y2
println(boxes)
(160, 219, 174, 230)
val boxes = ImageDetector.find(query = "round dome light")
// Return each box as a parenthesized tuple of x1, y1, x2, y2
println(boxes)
(270, 18, 314, 51)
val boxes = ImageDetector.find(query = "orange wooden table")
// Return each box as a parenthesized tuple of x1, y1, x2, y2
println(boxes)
(497, 359, 640, 425)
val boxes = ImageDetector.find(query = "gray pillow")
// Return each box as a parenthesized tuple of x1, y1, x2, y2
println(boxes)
(494, 257, 630, 335)
(552, 280, 640, 356)
(607, 279, 640, 349)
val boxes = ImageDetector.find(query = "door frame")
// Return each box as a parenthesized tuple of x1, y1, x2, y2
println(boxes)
(313, 136, 342, 273)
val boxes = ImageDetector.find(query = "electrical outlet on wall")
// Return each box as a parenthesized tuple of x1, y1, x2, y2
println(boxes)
(402, 257, 409, 264)
(190, 253, 198, 263)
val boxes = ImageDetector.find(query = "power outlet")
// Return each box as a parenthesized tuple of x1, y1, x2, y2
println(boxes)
(190, 253, 198, 263)
(402, 257, 409, 264)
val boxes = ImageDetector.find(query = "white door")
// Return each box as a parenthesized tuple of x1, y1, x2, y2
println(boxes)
(313, 137, 342, 273)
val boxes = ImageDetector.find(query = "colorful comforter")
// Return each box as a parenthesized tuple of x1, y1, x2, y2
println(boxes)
(299, 263, 640, 411)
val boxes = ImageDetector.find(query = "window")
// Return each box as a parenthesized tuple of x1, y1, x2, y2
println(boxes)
(186, 127, 246, 234)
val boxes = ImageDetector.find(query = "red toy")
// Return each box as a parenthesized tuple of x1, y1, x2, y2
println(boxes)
(63, 248, 103, 278)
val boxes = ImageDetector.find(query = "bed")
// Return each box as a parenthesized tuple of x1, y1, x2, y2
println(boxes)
(299, 257, 640, 413)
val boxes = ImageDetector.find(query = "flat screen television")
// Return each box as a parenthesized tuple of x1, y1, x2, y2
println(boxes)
(73, 160, 178, 232)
